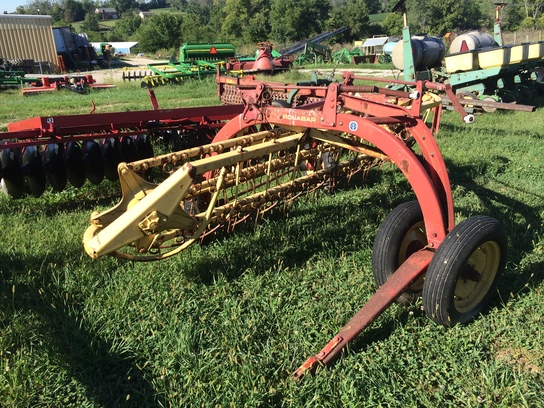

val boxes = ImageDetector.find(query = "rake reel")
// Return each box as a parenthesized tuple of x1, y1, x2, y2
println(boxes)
(83, 76, 508, 378)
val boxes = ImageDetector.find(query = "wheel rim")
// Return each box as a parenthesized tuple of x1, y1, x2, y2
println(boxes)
(454, 240, 501, 313)
(482, 97, 497, 113)
(398, 220, 426, 291)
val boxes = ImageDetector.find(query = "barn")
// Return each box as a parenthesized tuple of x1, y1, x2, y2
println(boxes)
(95, 7, 118, 20)
(0, 14, 59, 73)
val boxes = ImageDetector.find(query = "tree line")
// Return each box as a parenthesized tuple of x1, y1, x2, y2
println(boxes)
(10, 0, 544, 54)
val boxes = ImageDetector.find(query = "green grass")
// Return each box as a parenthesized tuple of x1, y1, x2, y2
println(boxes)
(0, 75, 543, 406)
(0, 76, 221, 130)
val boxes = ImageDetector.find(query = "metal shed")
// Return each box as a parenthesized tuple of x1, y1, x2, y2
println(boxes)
(0, 14, 59, 73)
(360, 36, 389, 56)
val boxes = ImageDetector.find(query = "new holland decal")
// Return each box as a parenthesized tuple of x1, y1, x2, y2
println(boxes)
(281, 114, 317, 122)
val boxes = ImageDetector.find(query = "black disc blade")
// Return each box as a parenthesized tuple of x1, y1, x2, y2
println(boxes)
(101, 137, 121, 181)
(21, 145, 46, 197)
(83, 140, 104, 185)
(43, 143, 67, 192)
(0, 148, 25, 198)
(135, 134, 154, 160)
(65, 141, 86, 188)
(119, 136, 138, 163)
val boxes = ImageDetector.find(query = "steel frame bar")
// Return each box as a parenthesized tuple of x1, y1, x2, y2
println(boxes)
(292, 250, 434, 379)
(0, 105, 245, 149)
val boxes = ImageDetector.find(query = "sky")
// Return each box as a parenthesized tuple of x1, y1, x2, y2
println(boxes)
(3, 1, 30, 14)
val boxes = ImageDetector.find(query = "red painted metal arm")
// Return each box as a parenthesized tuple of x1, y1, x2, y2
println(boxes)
(292, 250, 433, 380)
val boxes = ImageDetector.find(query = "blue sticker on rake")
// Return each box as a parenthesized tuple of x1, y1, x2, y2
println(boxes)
(349, 121, 358, 132)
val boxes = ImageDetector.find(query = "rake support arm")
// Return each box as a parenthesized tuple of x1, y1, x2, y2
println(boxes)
(292, 250, 434, 380)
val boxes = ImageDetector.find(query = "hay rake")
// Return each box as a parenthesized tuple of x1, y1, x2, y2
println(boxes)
(82, 74, 508, 378)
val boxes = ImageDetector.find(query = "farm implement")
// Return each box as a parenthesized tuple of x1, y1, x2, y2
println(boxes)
(0, 91, 243, 198)
(0, 69, 115, 95)
(20, 74, 116, 95)
(123, 42, 292, 87)
(123, 43, 236, 86)
(78, 72, 507, 378)
(391, 2, 544, 111)
(123, 27, 349, 87)
(0, 70, 35, 87)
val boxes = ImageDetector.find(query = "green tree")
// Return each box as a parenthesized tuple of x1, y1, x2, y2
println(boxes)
(63, 0, 85, 23)
(345, 0, 370, 40)
(187, 0, 212, 19)
(219, 0, 271, 44)
(136, 13, 184, 52)
(520, 0, 544, 19)
(406, 0, 486, 35)
(382, 12, 404, 36)
(81, 0, 97, 14)
(53, 19, 71, 27)
(146, 0, 168, 8)
(80, 11, 100, 32)
(245, 12, 272, 43)
(21, 0, 55, 15)
(177, 0, 228, 43)
(325, 2, 353, 43)
(364, 0, 382, 14)
(206, 2, 225, 38)
(110, 0, 138, 15)
(326, 4, 347, 30)
(112, 14, 142, 39)
(503, 5, 525, 31)
(520, 16, 537, 29)
(180, 15, 211, 42)
(221, 0, 250, 43)
(169, 0, 188, 10)
(50, 3, 65, 23)
(270, 0, 329, 43)
(270, 0, 304, 43)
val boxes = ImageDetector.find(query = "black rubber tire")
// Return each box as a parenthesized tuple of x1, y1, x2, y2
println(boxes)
(372, 201, 427, 304)
(516, 85, 536, 105)
(422, 216, 508, 327)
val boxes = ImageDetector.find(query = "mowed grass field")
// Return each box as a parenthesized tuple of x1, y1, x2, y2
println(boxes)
(0, 74, 543, 407)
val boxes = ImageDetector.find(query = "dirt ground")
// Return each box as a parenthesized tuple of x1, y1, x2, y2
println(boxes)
(80, 57, 169, 84)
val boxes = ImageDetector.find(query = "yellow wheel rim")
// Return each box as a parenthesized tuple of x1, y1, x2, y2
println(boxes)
(398, 220, 426, 291)
(454, 240, 501, 313)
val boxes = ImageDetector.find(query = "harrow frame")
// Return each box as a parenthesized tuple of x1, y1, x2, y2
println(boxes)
(0, 90, 244, 197)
